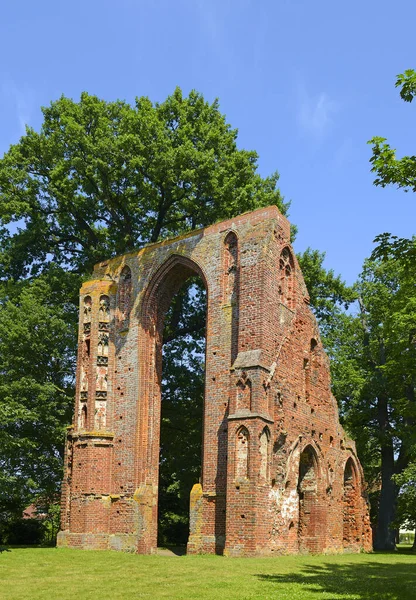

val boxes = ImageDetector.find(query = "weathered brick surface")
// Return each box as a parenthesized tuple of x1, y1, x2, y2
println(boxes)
(57, 206, 372, 555)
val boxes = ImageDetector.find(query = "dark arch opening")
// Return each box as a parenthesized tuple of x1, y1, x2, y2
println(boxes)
(278, 246, 295, 309)
(343, 457, 361, 548)
(141, 256, 208, 550)
(298, 445, 320, 552)
(158, 275, 206, 547)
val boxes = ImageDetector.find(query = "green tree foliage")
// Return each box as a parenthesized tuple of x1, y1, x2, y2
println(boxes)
(369, 69, 416, 192)
(366, 70, 416, 548)
(327, 250, 416, 550)
(393, 462, 416, 543)
(0, 89, 287, 279)
(0, 273, 77, 519)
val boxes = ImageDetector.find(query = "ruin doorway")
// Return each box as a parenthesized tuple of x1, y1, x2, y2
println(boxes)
(136, 255, 210, 551)
(343, 457, 360, 548)
(298, 445, 320, 552)
(158, 275, 206, 547)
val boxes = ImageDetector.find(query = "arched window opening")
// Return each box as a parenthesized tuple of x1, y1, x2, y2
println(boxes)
(298, 446, 320, 552)
(224, 232, 238, 303)
(278, 247, 295, 309)
(259, 428, 270, 482)
(80, 404, 87, 429)
(144, 262, 208, 550)
(118, 266, 132, 328)
(343, 458, 361, 548)
(304, 339, 318, 401)
(236, 427, 249, 479)
(223, 232, 239, 364)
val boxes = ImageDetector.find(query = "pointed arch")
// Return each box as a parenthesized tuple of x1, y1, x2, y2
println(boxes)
(236, 426, 249, 479)
(278, 246, 295, 309)
(137, 254, 214, 551)
(259, 427, 270, 482)
(223, 231, 239, 364)
(343, 456, 362, 548)
(80, 404, 87, 429)
(298, 444, 321, 552)
(118, 265, 132, 328)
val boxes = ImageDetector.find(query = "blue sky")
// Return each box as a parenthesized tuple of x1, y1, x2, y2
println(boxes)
(0, 0, 415, 283)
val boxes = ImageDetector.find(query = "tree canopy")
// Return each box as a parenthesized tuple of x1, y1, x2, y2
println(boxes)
(327, 241, 416, 549)
(0, 89, 287, 280)
(369, 69, 416, 193)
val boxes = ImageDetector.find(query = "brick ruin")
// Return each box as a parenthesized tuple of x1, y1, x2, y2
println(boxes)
(57, 206, 372, 555)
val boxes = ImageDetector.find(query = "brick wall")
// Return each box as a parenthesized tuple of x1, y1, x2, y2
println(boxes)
(57, 205, 372, 555)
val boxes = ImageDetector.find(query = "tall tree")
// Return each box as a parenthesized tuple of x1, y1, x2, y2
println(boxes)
(0, 272, 78, 518)
(366, 69, 416, 548)
(0, 88, 287, 279)
(327, 250, 416, 550)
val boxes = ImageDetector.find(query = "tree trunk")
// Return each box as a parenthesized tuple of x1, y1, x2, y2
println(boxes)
(374, 392, 398, 551)
(412, 529, 416, 551)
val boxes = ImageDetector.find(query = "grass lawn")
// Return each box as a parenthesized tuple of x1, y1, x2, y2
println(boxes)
(1, 546, 415, 600)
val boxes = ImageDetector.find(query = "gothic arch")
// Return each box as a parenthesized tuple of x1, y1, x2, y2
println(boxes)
(259, 427, 270, 482)
(343, 456, 362, 548)
(223, 231, 239, 364)
(278, 246, 295, 309)
(136, 254, 211, 550)
(298, 444, 321, 552)
(118, 265, 132, 328)
(235, 426, 249, 480)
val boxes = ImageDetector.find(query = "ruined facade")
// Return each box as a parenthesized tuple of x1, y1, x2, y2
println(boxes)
(58, 206, 372, 555)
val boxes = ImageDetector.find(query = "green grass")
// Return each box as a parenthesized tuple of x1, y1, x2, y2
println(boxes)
(1, 547, 416, 600)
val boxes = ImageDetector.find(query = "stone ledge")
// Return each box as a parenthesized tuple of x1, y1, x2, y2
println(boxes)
(228, 411, 273, 423)
(231, 350, 270, 371)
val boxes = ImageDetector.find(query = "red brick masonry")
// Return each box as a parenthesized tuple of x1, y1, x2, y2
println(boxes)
(57, 206, 372, 555)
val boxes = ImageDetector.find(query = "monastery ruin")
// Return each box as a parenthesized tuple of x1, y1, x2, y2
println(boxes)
(58, 205, 372, 555)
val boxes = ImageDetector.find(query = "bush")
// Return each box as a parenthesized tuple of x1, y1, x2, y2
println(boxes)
(0, 518, 44, 545)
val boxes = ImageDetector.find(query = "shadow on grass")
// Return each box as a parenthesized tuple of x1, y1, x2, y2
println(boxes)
(156, 545, 187, 556)
(256, 556, 416, 600)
